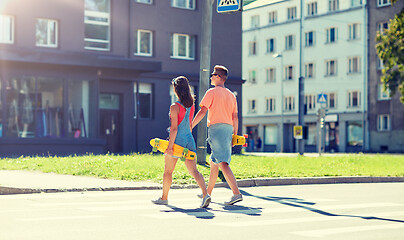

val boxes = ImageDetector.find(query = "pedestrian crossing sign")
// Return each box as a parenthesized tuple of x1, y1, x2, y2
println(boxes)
(217, 0, 242, 13)
(317, 93, 327, 104)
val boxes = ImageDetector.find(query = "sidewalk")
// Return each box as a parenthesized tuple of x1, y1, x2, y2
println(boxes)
(1, 170, 404, 195)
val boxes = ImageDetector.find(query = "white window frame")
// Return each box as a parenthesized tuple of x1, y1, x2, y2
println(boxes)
(329, 0, 339, 11)
(285, 65, 294, 80)
(307, 2, 317, 16)
(266, 38, 275, 53)
(266, 68, 276, 83)
(377, 0, 391, 7)
(136, 0, 152, 4)
(268, 11, 277, 24)
(348, 90, 361, 108)
(351, 0, 362, 7)
(135, 29, 153, 56)
(377, 114, 390, 131)
(265, 97, 276, 113)
(84, 0, 111, 51)
(284, 96, 295, 112)
(377, 21, 389, 34)
(287, 7, 297, 20)
(251, 15, 260, 28)
(327, 92, 337, 109)
(378, 84, 391, 100)
(0, 14, 14, 44)
(348, 56, 361, 73)
(248, 99, 257, 113)
(36, 18, 58, 48)
(326, 27, 337, 43)
(171, 33, 195, 60)
(304, 94, 316, 112)
(285, 34, 295, 50)
(305, 31, 315, 47)
(305, 63, 315, 79)
(249, 70, 257, 84)
(171, 0, 195, 10)
(348, 23, 360, 40)
(326, 59, 337, 76)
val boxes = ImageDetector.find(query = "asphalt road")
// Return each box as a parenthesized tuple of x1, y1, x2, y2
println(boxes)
(1, 183, 403, 240)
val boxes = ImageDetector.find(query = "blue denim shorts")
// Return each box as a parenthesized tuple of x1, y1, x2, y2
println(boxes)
(207, 123, 233, 164)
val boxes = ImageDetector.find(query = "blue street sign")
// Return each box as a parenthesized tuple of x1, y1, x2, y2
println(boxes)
(317, 93, 327, 104)
(217, 0, 242, 13)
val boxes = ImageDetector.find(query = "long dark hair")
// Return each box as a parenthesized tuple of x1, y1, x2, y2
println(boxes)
(172, 76, 194, 108)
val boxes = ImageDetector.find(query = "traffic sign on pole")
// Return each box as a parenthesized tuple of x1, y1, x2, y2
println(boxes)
(217, 0, 242, 13)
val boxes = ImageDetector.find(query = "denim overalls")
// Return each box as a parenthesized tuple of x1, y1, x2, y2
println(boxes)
(173, 102, 196, 153)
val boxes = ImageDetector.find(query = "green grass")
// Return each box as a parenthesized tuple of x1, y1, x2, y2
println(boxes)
(0, 153, 403, 185)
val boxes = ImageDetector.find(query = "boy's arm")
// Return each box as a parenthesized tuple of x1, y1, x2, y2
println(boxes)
(191, 106, 208, 129)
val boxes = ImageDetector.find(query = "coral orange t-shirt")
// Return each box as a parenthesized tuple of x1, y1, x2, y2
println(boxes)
(199, 86, 237, 127)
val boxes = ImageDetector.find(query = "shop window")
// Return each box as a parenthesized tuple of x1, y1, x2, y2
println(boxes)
(305, 123, 317, 145)
(0, 14, 14, 44)
(68, 80, 94, 138)
(84, 0, 110, 51)
(264, 124, 277, 145)
(347, 121, 363, 146)
(134, 83, 153, 119)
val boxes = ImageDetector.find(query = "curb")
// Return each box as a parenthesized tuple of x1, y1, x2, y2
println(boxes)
(1, 176, 403, 195)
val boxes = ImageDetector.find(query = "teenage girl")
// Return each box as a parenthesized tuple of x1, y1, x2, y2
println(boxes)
(152, 76, 211, 208)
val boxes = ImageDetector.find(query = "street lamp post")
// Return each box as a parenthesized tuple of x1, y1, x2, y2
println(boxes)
(273, 53, 284, 152)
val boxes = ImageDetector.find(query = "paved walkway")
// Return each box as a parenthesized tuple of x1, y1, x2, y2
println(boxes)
(1, 169, 403, 195)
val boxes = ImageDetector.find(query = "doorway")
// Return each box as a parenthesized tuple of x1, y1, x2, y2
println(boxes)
(99, 93, 122, 153)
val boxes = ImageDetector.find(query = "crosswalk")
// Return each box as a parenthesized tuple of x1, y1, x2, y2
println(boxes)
(1, 184, 404, 239)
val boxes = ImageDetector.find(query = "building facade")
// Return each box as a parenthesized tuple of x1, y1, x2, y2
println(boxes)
(368, 0, 404, 152)
(242, 0, 368, 153)
(0, 0, 243, 157)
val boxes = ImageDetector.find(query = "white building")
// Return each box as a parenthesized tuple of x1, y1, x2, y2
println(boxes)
(242, 0, 367, 153)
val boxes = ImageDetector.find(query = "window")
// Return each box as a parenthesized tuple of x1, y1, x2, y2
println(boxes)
(305, 63, 315, 78)
(285, 34, 294, 50)
(134, 83, 153, 119)
(305, 31, 315, 47)
(84, 0, 110, 51)
(348, 23, 360, 40)
(304, 94, 316, 112)
(284, 96, 295, 111)
(249, 70, 257, 84)
(377, 55, 384, 70)
(348, 56, 360, 73)
(285, 65, 294, 80)
(264, 125, 277, 145)
(171, 0, 195, 10)
(248, 99, 257, 113)
(348, 90, 361, 108)
(135, 29, 152, 56)
(326, 60, 337, 76)
(377, 21, 389, 34)
(136, 0, 152, 4)
(287, 7, 297, 20)
(36, 19, 58, 48)
(351, 0, 362, 7)
(170, 33, 195, 60)
(327, 92, 337, 109)
(266, 38, 275, 53)
(249, 40, 257, 55)
(329, 0, 339, 11)
(378, 84, 391, 100)
(326, 27, 337, 43)
(377, 115, 390, 131)
(265, 98, 276, 113)
(305, 123, 317, 145)
(307, 2, 317, 16)
(251, 15, 260, 28)
(266, 68, 276, 83)
(347, 121, 362, 146)
(377, 0, 391, 7)
(0, 14, 14, 44)
(268, 11, 277, 24)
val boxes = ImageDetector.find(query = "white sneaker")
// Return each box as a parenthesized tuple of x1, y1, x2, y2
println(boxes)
(200, 194, 211, 208)
(151, 197, 168, 205)
(224, 194, 243, 205)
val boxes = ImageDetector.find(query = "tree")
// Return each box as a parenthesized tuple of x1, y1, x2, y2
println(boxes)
(375, 0, 404, 103)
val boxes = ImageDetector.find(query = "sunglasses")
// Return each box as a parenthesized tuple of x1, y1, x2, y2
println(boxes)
(210, 73, 220, 77)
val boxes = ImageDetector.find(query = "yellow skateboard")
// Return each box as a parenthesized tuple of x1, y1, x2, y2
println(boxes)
(150, 138, 196, 160)
(232, 134, 248, 147)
